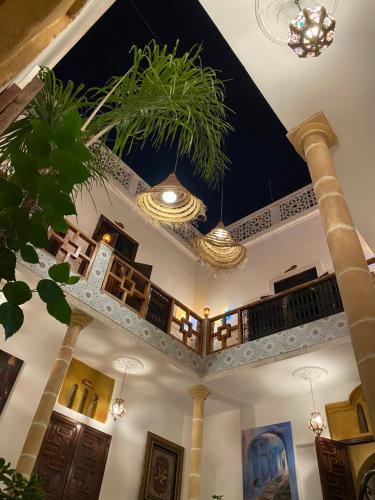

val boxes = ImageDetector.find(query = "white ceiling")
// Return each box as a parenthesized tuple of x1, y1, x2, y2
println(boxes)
(205, 340, 360, 408)
(199, 0, 375, 251)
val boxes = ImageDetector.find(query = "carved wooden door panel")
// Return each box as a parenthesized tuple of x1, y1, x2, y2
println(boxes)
(34, 411, 111, 500)
(63, 425, 111, 499)
(316, 436, 356, 500)
(33, 412, 80, 499)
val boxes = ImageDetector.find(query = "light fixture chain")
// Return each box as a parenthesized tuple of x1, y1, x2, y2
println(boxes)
(120, 368, 127, 396)
(220, 178, 224, 222)
(310, 376, 316, 411)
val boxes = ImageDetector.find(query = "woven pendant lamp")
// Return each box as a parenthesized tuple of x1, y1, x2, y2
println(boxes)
(193, 181, 246, 270)
(194, 221, 246, 270)
(136, 172, 206, 225)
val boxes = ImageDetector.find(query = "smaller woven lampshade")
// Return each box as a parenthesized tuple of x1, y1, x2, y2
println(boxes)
(136, 173, 206, 225)
(193, 221, 246, 270)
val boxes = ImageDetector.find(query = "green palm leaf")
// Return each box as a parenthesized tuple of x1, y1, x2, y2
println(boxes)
(85, 41, 233, 186)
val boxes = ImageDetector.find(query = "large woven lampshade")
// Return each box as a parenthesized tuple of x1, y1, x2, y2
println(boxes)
(193, 221, 246, 270)
(136, 173, 206, 225)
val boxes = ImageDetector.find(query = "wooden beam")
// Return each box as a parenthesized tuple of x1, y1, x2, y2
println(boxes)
(0, 76, 43, 135)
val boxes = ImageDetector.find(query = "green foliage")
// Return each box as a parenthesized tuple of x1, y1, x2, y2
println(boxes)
(0, 458, 44, 499)
(86, 41, 233, 186)
(0, 112, 86, 339)
(212, 496, 224, 499)
(0, 42, 232, 187)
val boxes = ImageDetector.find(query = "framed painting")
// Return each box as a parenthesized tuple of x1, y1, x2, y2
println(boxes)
(242, 421, 299, 500)
(0, 350, 23, 415)
(138, 432, 184, 500)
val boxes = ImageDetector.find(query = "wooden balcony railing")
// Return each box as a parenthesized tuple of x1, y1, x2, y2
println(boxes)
(102, 254, 151, 316)
(46, 222, 98, 279)
(207, 273, 343, 354)
(45, 222, 203, 354)
(146, 284, 203, 354)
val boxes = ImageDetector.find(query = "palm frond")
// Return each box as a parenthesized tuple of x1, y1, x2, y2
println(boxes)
(86, 41, 233, 186)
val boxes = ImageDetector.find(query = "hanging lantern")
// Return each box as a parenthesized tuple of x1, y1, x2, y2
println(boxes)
(193, 221, 246, 270)
(109, 397, 127, 421)
(109, 356, 144, 422)
(308, 410, 327, 437)
(288, 5, 336, 58)
(136, 173, 206, 225)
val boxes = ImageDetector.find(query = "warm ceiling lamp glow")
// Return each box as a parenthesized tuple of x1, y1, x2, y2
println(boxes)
(288, 5, 336, 58)
(137, 173, 206, 225)
(308, 410, 327, 437)
(161, 190, 178, 204)
(109, 397, 127, 421)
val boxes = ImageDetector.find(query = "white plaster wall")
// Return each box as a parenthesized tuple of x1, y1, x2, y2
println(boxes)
(71, 184, 205, 312)
(205, 214, 333, 316)
(0, 294, 189, 500)
(252, 381, 360, 500)
(182, 409, 243, 500)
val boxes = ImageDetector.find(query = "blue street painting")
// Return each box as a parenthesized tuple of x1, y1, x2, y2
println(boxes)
(242, 421, 299, 500)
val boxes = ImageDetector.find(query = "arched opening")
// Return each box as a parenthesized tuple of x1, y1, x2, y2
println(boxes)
(357, 403, 369, 434)
(356, 453, 375, 497)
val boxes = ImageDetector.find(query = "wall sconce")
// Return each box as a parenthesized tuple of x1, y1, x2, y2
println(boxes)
(101, 232, 112, 244)
(203, 306, 210, 318)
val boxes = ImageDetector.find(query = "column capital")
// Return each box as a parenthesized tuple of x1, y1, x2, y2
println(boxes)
(70, 309, 92, 330)
(287, 111, 338, 159)
(188, 384, 211, 400)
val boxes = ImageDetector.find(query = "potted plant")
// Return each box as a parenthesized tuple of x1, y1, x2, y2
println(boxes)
(0, 458, 44, 499)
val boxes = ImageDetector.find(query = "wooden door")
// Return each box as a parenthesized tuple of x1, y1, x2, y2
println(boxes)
(316, 436, 356, 500)
(34, 411, 111, 500)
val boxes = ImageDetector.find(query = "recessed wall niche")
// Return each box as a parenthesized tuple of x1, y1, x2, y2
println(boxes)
(58, 358, 114, 423)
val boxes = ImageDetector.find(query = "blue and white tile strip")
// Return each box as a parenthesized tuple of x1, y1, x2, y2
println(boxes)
(19, 243, 349, 378)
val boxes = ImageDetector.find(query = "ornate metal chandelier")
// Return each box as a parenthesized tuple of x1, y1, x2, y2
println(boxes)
(255, 0, 338, 57)
(288, 3, 336, 58)
(109, 356, 144, 422)
(136, 172, 206, 225)
(293, 366, 328, 437)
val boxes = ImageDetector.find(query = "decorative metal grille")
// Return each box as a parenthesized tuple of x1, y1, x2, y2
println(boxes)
(229, 210, 272, 241)
(280, 185, 317, 221)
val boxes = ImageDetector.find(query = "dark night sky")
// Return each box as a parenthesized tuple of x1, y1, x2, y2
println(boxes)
(55, 0, 310, 232)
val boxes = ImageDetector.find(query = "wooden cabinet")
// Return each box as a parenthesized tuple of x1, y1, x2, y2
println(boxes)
(34, 411, 111, 500)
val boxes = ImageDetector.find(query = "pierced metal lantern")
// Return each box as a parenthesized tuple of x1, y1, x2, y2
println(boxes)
(109, 397, 127, 421)
(193, 221, 246, 270)
(308, 410, 327, 436)
(288, 6, 336, 58)
(136, 173, 206, 225)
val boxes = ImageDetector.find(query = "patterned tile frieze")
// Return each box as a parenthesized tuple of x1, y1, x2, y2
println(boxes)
(201, 312, 349, 377)
(19, 243, 349, 378)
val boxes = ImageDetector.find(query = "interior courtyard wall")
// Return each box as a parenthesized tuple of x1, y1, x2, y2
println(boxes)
(0, 296, 190, 500)
(204, 214, 334, 316)
(193, 379, 362, 500)
(71, 184, 203, 311)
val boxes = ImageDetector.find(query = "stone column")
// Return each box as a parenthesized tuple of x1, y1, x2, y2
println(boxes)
(288, 112, 375, 427)
(187, 385, 211, 500)
(16, 309, 92, 476)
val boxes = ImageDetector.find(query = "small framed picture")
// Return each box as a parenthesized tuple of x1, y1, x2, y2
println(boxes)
(0, 350, 24, 415)
(138, 432, 184, 500)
